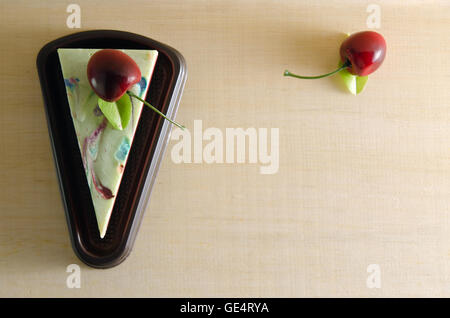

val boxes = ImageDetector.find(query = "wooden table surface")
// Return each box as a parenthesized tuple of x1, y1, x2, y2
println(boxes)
(1, 0, 450, 297)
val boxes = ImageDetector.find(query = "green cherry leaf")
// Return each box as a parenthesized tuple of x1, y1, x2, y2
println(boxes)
(355, 75, 368, 94)
(97, 98, 123, 130)
(338, 61, 368, 95)
(115, 93, 132, 130)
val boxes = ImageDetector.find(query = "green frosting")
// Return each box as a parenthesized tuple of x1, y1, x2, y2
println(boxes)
(58, 48, 158, 238)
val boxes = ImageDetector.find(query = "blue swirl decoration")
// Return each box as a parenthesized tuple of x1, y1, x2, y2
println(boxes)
(138, 77, 147, 96)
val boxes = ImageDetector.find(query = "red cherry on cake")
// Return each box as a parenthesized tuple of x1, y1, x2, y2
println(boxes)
(284, 31, 386, 80)
(86, 49, 185, 129)
(340, 31, 386, 76)
(87, 49, 141, 102)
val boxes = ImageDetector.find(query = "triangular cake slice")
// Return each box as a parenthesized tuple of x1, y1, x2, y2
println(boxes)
(58, 48, 158, 238)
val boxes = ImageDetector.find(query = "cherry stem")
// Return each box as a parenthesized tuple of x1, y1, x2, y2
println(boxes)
(126, 91, 185, 130)
(284, 60, 351, 79)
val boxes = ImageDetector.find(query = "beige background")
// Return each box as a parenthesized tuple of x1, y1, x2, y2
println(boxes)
(1, 0, 450, 297)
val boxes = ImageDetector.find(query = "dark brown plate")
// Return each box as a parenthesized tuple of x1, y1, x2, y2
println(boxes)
(37, 30, 187, 268)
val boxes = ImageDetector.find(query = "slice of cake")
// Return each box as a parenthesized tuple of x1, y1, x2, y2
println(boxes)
(58, 48, 158, 238)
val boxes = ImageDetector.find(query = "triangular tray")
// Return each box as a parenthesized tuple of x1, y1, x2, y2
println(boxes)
(37, 30, 187, 268)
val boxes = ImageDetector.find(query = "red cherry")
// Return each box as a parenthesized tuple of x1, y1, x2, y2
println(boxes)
(87, 49, 141, 102)
(340, 31, 386, 76)
(284, 31, 387, 81)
